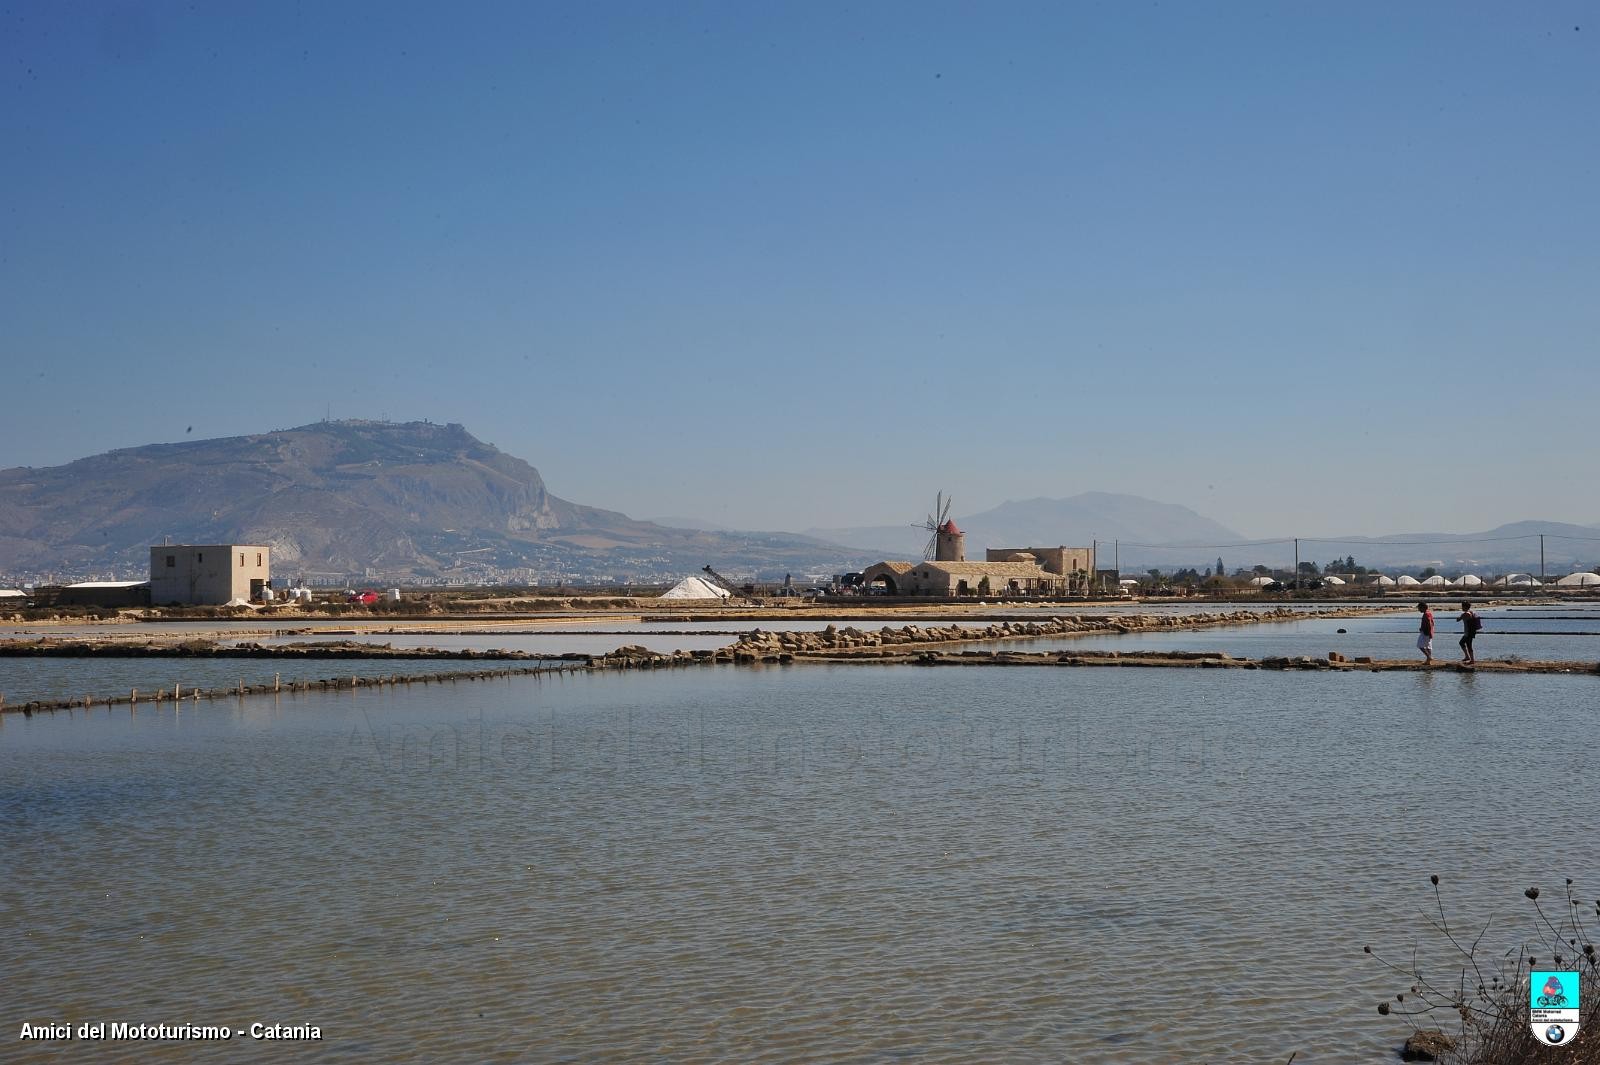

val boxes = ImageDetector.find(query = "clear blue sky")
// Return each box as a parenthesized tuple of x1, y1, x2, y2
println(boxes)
(3, 1, 1596, 537)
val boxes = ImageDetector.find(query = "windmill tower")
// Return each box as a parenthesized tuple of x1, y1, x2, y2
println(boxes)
(915, 493, 965, 562)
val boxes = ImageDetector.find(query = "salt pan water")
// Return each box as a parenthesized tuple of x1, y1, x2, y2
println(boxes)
(3, 663, 1596, 1062)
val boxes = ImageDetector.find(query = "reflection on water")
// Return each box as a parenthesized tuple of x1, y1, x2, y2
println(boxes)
(3, 665, 1596, 1062)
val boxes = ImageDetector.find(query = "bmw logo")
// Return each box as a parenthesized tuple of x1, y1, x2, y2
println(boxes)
(1546, 1024, 1566, 1044)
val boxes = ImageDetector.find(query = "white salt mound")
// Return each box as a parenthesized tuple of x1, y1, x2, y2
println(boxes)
(660, 576, 732, 599)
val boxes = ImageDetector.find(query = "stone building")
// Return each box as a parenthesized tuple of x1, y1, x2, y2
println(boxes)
(934, 520, 965, 562)
(149, 544, 270, 606)
(858, 525, 1096, 598)
(859, 560, 916, 594)
(986, 545, 1095, 592)
(860, 559, 1072, 597)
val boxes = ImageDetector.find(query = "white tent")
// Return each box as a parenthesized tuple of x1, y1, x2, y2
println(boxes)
(1555, 571, 1600, 587)
(1451, 574, 1483, 587)
(1395, 575, 1421, 586)
(1322, 575, 1346, 585)
(1371, 574, 1397, 586)
(1247, 575, 1277, 587)
(1496, 573, 1541, 587)
(1420, 575, 1449, 586)
(660, 575, 732, 599)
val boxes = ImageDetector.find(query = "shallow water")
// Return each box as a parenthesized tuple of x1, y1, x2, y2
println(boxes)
(973, 605, 1600, 663)
(3, 664, 1596, 1062)
(0, 657, 559, 708)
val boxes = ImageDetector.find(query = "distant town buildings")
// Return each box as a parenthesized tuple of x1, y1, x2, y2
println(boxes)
(149, 544, 270, 606)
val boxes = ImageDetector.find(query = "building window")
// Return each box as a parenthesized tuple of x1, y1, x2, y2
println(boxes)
(166, 555, 175, 568)
(256, 552, 263, 567)
(239, 552, 245, 567)
(197, 552, 202, 563)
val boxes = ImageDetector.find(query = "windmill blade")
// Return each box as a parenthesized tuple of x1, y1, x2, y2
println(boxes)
(939, 496, 952, 525)
(924, 533, 937, 559)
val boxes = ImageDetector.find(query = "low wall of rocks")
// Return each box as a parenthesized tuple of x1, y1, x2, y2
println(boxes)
(721, 608, 1313, 662)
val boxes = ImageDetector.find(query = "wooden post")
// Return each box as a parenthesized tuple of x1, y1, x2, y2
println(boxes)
(131, 688, 137, 704)
(175, 683, 181, 700)
(274, 673, 280, 692)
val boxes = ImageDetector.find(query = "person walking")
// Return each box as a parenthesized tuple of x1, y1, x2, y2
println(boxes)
(1457, 601, 1481, 665)
(1416, 601, 1434, 663)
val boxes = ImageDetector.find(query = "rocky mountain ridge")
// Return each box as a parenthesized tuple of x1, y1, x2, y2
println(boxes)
(0, 421, 867, 582)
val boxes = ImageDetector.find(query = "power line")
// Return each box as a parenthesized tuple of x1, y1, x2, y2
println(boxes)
(1303, 534, 1600, 546)
(1114, 538, 1294, 550)
(1299, 534, 1541, 546)
(1109, 531, 1600, 551)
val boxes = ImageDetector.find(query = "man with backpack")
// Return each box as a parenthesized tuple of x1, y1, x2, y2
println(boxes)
(1457, 601, 1482, 665)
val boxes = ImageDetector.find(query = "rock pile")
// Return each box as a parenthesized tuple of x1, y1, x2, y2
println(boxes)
(723, 610, 1302, 663)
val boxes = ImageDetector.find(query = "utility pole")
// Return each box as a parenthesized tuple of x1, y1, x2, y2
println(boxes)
(1294, 538, 1299, 588)
(1540, 534, 1546, 582)
(1114, 540, 1119, 575)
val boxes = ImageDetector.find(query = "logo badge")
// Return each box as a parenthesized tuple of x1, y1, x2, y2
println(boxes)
(1530, 971, 1580, 1045)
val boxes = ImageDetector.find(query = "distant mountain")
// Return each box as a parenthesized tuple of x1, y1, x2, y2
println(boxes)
(0, 421, 872, 582)
(646, 516, 733, 532)
(810, 492, 1243, 559)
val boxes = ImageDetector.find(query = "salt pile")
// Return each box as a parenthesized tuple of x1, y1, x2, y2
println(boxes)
(660, 575, 731, 599)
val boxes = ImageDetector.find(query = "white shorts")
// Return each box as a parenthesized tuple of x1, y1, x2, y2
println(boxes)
(1417, 634, 1433, 652)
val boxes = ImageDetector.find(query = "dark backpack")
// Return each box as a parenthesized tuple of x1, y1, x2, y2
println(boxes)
(1466, 612, 1483, 635)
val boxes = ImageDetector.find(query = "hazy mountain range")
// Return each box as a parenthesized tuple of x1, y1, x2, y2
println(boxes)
(809, 492, 1244, 559)
(1, 422, 1594, 582)
(0, 421, 869, 582)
